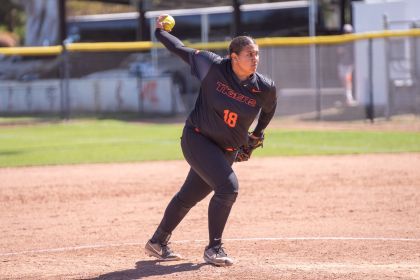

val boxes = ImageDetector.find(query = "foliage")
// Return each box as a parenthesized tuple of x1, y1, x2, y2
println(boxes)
(0, 0, 25, 44)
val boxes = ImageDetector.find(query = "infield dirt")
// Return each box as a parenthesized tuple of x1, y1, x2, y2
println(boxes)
(1, 153, 419, 279)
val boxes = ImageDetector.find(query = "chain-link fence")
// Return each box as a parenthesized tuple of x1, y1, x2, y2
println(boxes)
(1, 29, 420, 120)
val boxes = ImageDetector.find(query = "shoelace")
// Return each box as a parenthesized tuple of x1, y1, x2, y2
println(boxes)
(213, 244, 227, 257)
(162, 243, 174, 255)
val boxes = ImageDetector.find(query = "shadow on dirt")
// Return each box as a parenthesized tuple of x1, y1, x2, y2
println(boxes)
(87, 260, 206, 279)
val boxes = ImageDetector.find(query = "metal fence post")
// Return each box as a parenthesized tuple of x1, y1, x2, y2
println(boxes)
(383, 14, 392, 120)
(315, 44, 321, 120)
(60, 43, 70, 119)
(367, 38, 375, 122)
(411, 22, 420, 116)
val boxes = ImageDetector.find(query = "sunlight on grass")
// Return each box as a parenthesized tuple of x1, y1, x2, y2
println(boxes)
(1, 120, 419, 167)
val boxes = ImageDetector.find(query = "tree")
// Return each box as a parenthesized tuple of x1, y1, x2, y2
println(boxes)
(0, 0, 25, 45)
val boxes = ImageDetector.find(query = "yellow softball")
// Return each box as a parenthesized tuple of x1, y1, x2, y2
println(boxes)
(160, 14, 175, 32)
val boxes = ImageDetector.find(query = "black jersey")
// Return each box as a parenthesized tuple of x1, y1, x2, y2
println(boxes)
(188, 50, 276, 149)
(155, 29, 277, 150)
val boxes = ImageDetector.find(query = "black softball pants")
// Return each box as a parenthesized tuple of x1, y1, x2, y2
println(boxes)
(154, 125, 238, 248)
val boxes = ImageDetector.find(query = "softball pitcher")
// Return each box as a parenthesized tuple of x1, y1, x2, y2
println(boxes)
(145, 14, 277, 267)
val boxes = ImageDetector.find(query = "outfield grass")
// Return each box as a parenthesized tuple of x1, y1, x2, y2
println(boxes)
(0, 119, 419, 167)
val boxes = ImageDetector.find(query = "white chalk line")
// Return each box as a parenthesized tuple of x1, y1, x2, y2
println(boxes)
(271, 262, 420, 272)
(1, 236, 419, 257)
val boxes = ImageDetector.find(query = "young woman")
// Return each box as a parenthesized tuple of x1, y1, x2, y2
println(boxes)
(145, 15, 277, 267)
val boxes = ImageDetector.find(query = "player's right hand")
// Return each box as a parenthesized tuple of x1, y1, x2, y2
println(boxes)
(155, 15, 165, 30)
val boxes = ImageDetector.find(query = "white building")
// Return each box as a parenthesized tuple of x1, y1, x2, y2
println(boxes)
(353, 0, 420, 114)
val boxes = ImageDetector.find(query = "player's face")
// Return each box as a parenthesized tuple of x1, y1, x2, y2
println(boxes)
(236, 44, 259, 74)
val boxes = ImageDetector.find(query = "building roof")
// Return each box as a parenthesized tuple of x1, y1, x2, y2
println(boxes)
(89, 0, 285, 11)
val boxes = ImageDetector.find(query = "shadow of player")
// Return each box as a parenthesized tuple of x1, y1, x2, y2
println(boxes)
(86, 259, 207, 279)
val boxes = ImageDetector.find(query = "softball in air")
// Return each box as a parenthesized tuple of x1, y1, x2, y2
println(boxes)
(160, 14, 175, 32)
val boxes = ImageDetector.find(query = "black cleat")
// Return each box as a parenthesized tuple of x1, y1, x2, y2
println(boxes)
(203, 244, 234, 266)
(144, 240, 182, 261)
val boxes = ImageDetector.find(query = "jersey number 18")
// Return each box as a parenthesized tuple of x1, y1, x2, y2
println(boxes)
(223, 109, 238, 128)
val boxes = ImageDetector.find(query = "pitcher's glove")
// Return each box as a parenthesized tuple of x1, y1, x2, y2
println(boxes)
(235, 133, 264, 162)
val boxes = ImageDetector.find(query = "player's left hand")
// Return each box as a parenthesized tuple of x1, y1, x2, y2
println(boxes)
(235, 133, 264, 162)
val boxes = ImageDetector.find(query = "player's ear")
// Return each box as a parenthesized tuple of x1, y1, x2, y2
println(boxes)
(231, 53, 239, 61)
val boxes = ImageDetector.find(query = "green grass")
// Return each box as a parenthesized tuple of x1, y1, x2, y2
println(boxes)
(261, 130, 420, 156)
(0, 120, 183, 167)
(0, 119, 419, 167)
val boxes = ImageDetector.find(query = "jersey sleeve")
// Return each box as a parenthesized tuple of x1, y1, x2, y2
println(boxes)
(253, 84, 277, 137)
(189, 50, 221, 81)
(154, 28, 194, 64)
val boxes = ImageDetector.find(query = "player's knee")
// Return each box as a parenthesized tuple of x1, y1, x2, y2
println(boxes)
(214, 172, 239, 207)
(213, 192, 238, 208)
